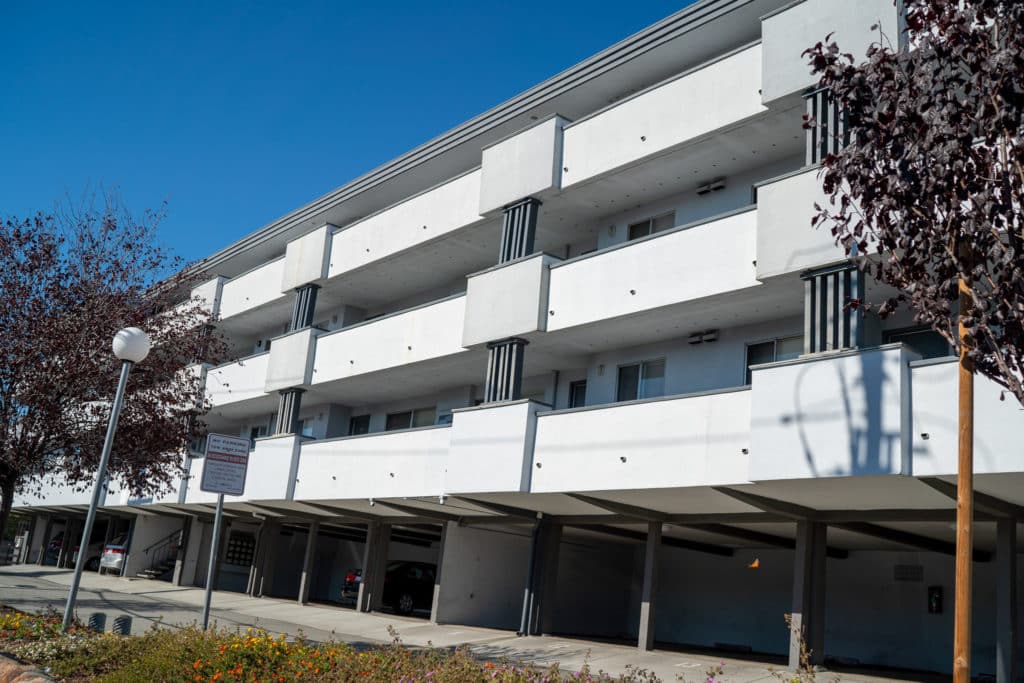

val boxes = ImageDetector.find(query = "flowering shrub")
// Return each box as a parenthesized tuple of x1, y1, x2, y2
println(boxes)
(0, 611, 663, 683)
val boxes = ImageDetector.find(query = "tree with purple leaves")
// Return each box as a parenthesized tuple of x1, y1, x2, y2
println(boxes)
(805, 0, 1024, 404)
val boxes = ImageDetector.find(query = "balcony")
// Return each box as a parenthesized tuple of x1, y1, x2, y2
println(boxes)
(445, 400, 546, 494)
(312, 295, 469, 384)
(463, 254, 557, 347)
(185, 435, 298, 504)
(546, 208, 759, 332)
(530, 389, 750, 493)
(219, 257, 288, 319)
(206, 352, 270, 407)
(749, 344, 916, 481)
(910, 358, 1022, 476)
(327, 170, 485, 279)
(560, 43, 765, 188)
(761, 0, 901, 103)
(293, 425, 451, 501)
(755, 167, 847, 279)
(479, 116, 568, 215)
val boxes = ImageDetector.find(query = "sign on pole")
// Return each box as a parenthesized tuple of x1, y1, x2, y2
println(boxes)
(200, 433, 249, 629)
(200, 433, 250, 495)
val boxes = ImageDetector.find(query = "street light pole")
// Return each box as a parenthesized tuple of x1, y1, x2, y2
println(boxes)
(62, 328, 150, 631)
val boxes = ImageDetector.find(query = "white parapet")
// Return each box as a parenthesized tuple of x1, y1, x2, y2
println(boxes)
(294, 425, 451, 500)
(444, 399, 544, 494)
(531, 388, 751, 493)
(479, 115, 569, 215)
(207, 352, 271, 407)
(462, 254, 557, 348)
(561, 43, 765, 188)
(749, 344, 916, 480)
(219, 257, 288, 319)
(547, 208, 759, 332)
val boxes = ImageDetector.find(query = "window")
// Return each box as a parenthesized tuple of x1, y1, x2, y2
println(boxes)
(248, 424, 268, 449)
(568, 380, 587, 408)
(348, 415, 370, 436)
(385, 407, 436, 431)
(627, 211, 675, 241)
(616, 359, 666, 402)
(297, 419, 315, 438)
(885, 327, 952, 360)
(745, 335, 803, 384)
(436, 412, 453, 426)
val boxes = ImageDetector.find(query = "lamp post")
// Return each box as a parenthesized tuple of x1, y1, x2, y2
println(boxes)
(62, 327, 150, 631)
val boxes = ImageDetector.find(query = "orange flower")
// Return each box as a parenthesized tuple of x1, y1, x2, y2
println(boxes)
(484, 662, 495, 669)
(194, 659, 203, 671)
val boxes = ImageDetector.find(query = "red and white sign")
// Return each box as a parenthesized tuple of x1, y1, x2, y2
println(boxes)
(199, 433, 250, 496)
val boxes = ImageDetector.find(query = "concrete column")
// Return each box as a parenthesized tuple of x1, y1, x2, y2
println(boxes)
(638, 521, 662, 651)
(171, 517, 192, 586)
(56, 519, 73, 568)
(524, 519, 562, 635)
(35, 515, 53, 565)
(256, 522, 280, 597)
(246, 521, 266, 595)
(790, 521, 827, 668)
(357, 522, 390, 612)
(430, 523, 449, 624)
(996, 519, 1018, 683)
(298, 521, 320, 605)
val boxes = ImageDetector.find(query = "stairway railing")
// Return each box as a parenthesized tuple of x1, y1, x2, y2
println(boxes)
(142, 527, 183, 574)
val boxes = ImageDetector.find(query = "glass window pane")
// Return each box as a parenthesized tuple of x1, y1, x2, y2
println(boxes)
(412, 407, 436, 428)
(617, 364, 640, 401)
(885, 328, 951, 359)
(628, 220, 651, 241)
(386, 411, 411, 431)
(640, 359, 666, 398)
(746, 341, 776, 384)
(652, 211, 675, 233)
(776, 336, 804, 361)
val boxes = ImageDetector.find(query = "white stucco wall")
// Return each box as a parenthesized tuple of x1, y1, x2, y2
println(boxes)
(312, 296, 468, 384)
(281, 225, 331, 291)
(293, 426, 450, 500)
(219, 257, 288, 319)
(561, 43, 765, 188)
(532, 389, 750, 493)
(265, 328, 316, 391)
(749, 344, 916, 480)
(207, 352, 270, 407)
(479, 116, 568, 214)
(462, 255, 555, 347)
(328, 170, 484, 278)
(910, 359, 1024, 476)
(435, 523, 531, 629)
(761, 0, 901, 102)
(547, 209, 759, 332)
(445, 400, 541, 494)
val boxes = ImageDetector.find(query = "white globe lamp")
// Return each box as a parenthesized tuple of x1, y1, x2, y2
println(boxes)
(112, 327, 151, 363)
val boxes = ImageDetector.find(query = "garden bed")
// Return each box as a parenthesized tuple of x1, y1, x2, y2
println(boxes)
(0, 609, 663, 682)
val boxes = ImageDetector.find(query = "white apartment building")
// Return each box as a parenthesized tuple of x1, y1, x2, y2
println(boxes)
(11, 0, 1023, 678)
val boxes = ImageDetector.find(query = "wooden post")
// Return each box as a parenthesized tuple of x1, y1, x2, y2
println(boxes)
(953, 273, 974, 683)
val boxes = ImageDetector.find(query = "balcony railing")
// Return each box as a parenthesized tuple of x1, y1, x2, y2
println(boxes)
(294, 425, 451, 501)
(531, 388, 751, 493)
(219, 257, 288, 319)
(547, 207, 758, 332)
(206, 352, 271, 407)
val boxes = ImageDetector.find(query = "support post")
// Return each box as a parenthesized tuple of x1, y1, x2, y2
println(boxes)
(298, 520, 319, 605)
(37, 515, 53, 565)
(996, 519, 1018, 683)
(525, 519, 561, 635)
(954, 270, 975, 683)
(171, 517, 191, 587)
(638, 521, 662, 651)
(201, 494, 225, 630)
(790, 521, 826, 669)
(357, 522, 389, 612)
(429, 522, 448, 624)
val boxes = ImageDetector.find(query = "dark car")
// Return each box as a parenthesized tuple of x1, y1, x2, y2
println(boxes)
(382, 561, 436, 615)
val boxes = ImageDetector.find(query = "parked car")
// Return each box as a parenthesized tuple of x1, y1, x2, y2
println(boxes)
(382, 561, 436, 615)
(99, 534, 129, 575)
(72, 539, 104, 572)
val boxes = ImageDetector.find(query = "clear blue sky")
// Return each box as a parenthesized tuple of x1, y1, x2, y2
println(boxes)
(0, 1, 688, 263)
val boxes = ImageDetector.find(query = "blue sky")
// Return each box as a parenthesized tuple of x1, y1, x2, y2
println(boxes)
(0, 1, 688, 263)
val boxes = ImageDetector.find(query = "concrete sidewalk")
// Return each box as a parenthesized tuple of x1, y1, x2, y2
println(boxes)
(0, 565, 945, 683)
